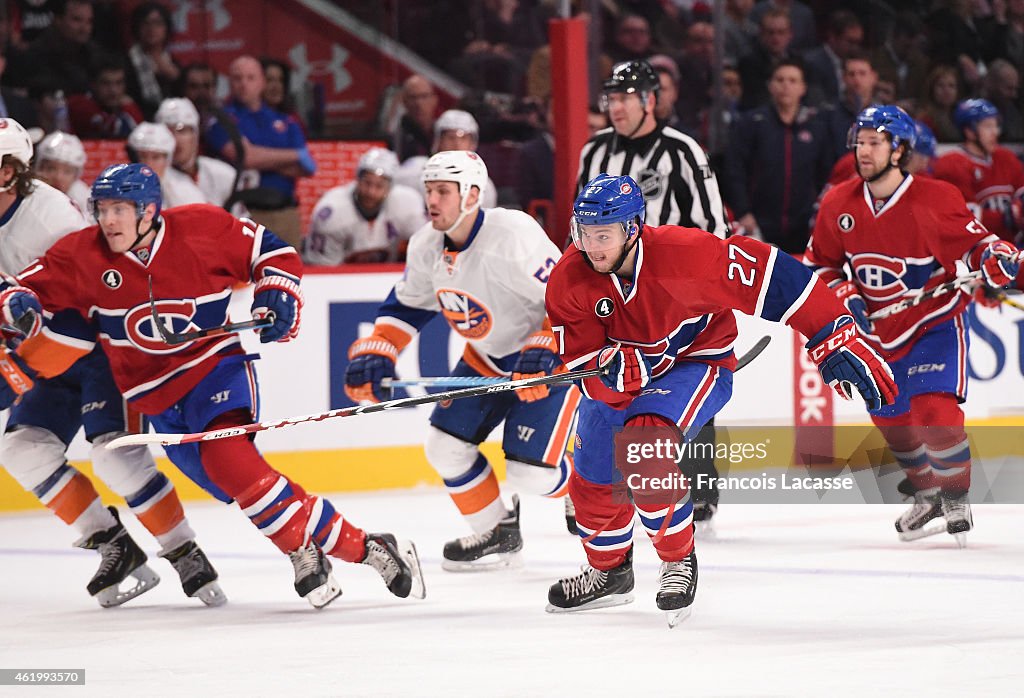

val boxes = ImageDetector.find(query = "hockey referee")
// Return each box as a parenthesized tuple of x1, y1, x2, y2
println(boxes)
(574, 58, 729, 526)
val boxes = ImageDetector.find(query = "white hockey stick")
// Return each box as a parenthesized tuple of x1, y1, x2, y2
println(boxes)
(104, 365, 608, 449)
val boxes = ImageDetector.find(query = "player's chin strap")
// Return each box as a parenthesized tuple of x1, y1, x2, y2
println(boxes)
(588, 220, 641, 276)
(131, 215, 162, 251)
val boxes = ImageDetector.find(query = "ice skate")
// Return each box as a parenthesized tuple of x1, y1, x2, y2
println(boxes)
(564, 495, 578, 535)
(75, 506, 160, 608)
(693, 500, 717, 538)
(442, 495, 523, 571)
(940, 491, 973, 548)
(362, 533, 426, 599)
(161, 540, 226, 607)
(658, 551, 698, 628)
(895, 484, 943, 541)
(289, 541, 341, 609)
(546, 548, 634, 613)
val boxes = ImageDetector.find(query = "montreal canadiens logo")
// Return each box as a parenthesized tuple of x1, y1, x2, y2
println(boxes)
(102, 269, 122, 289)
(436, 288, 493, 340)
(850, 253, 909, 301)
(140, 166, 154, 177)
(123, 299, 198, 353)
(619, 182, 632, 195)
(837, 213, 855, 232)
(595, 297, 614, 317)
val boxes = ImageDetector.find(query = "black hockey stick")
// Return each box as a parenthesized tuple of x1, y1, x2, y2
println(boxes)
(148, 277, 271, 345)
(735, 335, 771, 370)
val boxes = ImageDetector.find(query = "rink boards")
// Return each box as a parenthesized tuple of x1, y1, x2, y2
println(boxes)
(2, 267, 1023, 511)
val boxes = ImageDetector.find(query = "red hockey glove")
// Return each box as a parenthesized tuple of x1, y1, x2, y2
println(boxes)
(0, 284, 43, 349)
(806, 316, 897, 411)
(980, 240, 1021, 288)
(597, 344, 652, 394)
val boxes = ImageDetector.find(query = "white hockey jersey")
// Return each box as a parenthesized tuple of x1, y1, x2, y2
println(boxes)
(0, 179, 88, 274)
(394, 156, 499, 209)
(303, 182, 427, 265)
(378, 208, 560, 373)
(194, 155, 237, 207)
(67, 179, 92, 220)
(162, 167, 206, 208)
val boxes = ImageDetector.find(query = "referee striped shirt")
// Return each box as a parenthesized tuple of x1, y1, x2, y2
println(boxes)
(576, 124, 727, 238)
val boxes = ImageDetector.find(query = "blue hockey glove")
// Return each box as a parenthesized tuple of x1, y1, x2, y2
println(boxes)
(807, 316, 897, 411)
(251, 274, 303, 343)
(0, 350, 35, 410)
(344, 333, 398, 403)
(833, 280, 872, 334)
(511, 331, 563, 402)
(0, 284, 42, 349)
(597, 344, 653, 394)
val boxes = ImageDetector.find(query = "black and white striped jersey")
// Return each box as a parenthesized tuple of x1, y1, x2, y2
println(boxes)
(575, 124, 727, 238)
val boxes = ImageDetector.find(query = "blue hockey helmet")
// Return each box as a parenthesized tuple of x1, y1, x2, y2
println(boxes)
(953, 98, 1000, 133)
(90, 163, 162, 219)
(913, 120, 937, 158)
(847, 105, 918, 153)
(571, 174, 646, 272)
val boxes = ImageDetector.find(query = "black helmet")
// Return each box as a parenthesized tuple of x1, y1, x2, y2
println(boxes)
(602, 60, 660, 95)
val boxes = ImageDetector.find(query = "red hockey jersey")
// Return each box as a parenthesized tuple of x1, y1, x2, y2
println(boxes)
(806, 175, 996, 360)
(931, 146, 1024, 242)
(546, 226, 845, 409)
(15, 204, 302, 414)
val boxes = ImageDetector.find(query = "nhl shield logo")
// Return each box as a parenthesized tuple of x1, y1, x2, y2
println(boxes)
(595, 297, 614, 317)
(837, 213, 855, 233)
(102, 269, 122, 289)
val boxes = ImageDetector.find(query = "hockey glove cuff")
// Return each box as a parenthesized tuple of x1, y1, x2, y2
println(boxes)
(252, 274, 303, 343)
(807, 316, 897, 411)
(833, 280, 872, 334)
(345, 334, 398, 403)
(0, 349, 35, 410)
(512, 330, 564, 402)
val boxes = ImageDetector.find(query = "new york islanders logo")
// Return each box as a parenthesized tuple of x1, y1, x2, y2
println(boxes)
(123, 299, 198, 353)
(850, 253, 909, 302)
(436, 288, 493, 340)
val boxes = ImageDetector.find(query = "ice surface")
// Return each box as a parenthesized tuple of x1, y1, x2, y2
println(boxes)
(2, 489, 1022, 697)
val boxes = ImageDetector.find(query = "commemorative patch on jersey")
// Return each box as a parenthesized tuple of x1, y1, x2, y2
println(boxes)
(102, 269, 122, 289)
(837, 213, 855, 232)
(594, 297, 614, 317)
(436, 288, 493, 340)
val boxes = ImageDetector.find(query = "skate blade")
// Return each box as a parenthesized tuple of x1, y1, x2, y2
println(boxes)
(441, 551, 523, 573)
(953, 532, 968, 548)
(95, 564, 161, 608)
(897, 523, 945, 542)
(666, 607, 692, 628)
(398, 539, 426, 600)
(305, 575, 342, 609)
(545, 592, 634, 614)
(193, 581, 228, 607)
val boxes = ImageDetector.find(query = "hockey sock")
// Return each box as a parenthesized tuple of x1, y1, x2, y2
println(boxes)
(307, 494, 367, 563)
(32, 462, 115, 536)
(569, 472, 634, 571)
(442, 454, 505, 533)
(871, 412, 936, 490)
(124, 471, 194, 553)
(911, 393, 971, 493)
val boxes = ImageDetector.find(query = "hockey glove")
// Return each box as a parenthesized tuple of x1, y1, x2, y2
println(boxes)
(0, 349, 35, 410)
(807, 316, 897, 411)
(344, 334, 398, 403)
(511, 330, 563, 402)
(251, 274, 303, 343)
(0, 284, 42, 349)
(973, 284, 1004, 309)
(597, 344, 652, 394)
(833, 280, 872, 334)
(980, 240, 1020, 288)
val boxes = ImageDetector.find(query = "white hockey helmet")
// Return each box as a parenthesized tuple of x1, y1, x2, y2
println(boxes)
(36, 131, 86, 170)
(422, 150, 488, 200)
(128, 122, 176, 156)
(155, 97, 200, 130)
(434, 109, 479, 139)
(356, 147, 399, 180)
(0, 118, 34, 166)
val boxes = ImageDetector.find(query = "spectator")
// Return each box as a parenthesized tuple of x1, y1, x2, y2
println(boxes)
(723, 58, 833, 254)
(448, 0, 545, 96)
(723, 0, 758, 64)
(871, 12, 930, 105)
(0, 45, 39, 128)
(990, 0, 1024, 70)
(749, 0, 817, 52)
(802, 10, 864, 107)
(127, 121, 206, 208)
(303, 147, 426, 266)
(675, 21, 715, 137)
(67, 56, 144, 138)
(7, 0, 60, 48)
(915, 64, 962, 142)
(206, 54, 316, 249)
(984, 59, 1024, 142)
(7, 0, 105, 95)
(824, 52, 880, 160)
(124, 2, 180, 120)
(516, 98, 554, 219)
(33, 130, 90, 213)
(26, 77, 63, 135)
(927, 0, 998, 94)
(607, 14, 654, 65)
(647, 54, 682, 130)
(155, 97, 239, 209)
(261, 57, 306, 135)
(179, 62, 218, 129)
(739, 8, 799, 110)
(392, 74, 438, 163)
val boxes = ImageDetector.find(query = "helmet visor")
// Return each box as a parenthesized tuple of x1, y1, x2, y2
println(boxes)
(571, 220, 629, 253)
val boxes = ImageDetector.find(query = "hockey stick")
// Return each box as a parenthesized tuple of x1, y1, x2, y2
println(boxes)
(103, 365, 609, 449)
(998, 290, 1024, 312)
(381, 335, 773, 390)
(867, 271, 984, 321)
(148, 277, 271, 345)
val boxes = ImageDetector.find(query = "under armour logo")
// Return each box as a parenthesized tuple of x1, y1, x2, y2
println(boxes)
(173, 0, 231, 33)
(289, 43, 351, 92)
(517, 425, 536, 442)
(211, 390, 232, 404)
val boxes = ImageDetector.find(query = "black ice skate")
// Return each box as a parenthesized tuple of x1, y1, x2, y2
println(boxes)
(692, 484, 719, 537)
(895, 483, 943, 541)
(658, 551, 698, 628)
(546, 548, 634, 613)
(160, 540, 226, 606)
(361, 533, 426, 599)
(75, 506, 160, 607)
(940, 490, 973, 548)
(289, 541, 341, 609)
(442, 495, 523, 572)
(564, 495, 578, 535)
